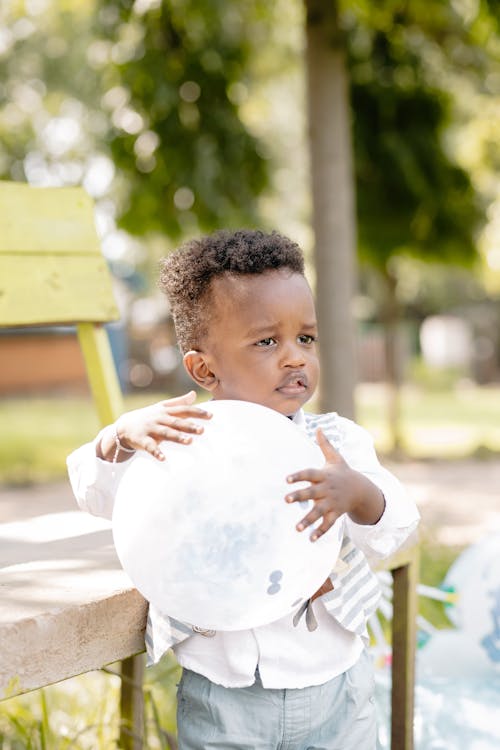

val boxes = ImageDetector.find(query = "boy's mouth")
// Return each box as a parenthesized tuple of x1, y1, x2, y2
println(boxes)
(277, 373, 308, 395)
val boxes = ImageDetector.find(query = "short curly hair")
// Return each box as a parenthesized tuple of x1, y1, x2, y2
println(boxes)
(159, 229, 305, 353)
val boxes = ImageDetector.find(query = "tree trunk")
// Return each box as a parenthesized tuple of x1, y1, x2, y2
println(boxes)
(381, 266, 404, 454)
(304, 0, 357, 419)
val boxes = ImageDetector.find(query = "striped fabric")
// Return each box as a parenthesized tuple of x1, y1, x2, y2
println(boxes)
(144, 411, 381, 665)
(146, 610, 195, 665)
(302, 412, 382, 640)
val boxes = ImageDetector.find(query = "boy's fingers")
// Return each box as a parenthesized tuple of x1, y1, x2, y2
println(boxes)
(297, 513, 337, 540)
(158, 426, 192, 444)
(285, 484, 323, 504)
(143, 436, 165, 461)
(161, 390, 197, 407)
(160, 417, 204, 435)
(286, 468, 323, 485)
(166, 405, 212, 420)
(296, 503, 323, 530)
(309, 522, 331, 542)
(316, 428, 343, 464)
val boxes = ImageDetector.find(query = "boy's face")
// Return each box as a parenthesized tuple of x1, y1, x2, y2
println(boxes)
(186, 269, 319, 417)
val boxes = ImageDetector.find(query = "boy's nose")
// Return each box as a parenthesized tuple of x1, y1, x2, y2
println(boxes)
(281, 342, 306, 367)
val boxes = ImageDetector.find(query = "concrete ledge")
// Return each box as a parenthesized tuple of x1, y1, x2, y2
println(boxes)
(0, 492, 147, 701)
(1, 589, 147, 699)
(0, 483, 420, 704)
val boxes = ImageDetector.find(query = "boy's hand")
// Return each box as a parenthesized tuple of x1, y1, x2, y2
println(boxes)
(98, 390, 212, 463)
(285, 428, 385, 541)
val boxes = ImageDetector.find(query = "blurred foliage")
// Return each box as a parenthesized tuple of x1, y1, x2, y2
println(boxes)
(343, 0, 499, 273)
(408, 359, 466, 392)
(368, 257, 489, 318)
(418, 538, 461, 630)
(337, 0, 500, 316)
(0, 670, 120, 750)
(0, 0, 271, 242)
(350, 32, 480, 269)
(93, 0, 270, 238)
(0, 0, 499, 309)
(0, 2, 106, 185)
(323, 0, 500, 442)
(0, 654, 180, 749)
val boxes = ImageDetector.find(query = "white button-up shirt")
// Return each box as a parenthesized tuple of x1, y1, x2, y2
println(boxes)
(67, 409, 419, 689)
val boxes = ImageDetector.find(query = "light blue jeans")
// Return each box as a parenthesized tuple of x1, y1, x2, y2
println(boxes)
(176, 649, 376, 749)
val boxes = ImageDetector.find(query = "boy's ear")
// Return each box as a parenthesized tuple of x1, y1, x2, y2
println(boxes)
(183, 350, 218, 391)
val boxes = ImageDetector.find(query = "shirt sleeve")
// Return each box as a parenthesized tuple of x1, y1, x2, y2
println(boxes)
(66, 428, 132, 521)
(337, 417, 420, 561)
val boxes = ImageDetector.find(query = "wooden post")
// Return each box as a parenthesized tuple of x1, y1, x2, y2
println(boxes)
(391, 545, 419, 750)
(76, 322, 124, 425)
(119, 655, 145, 750)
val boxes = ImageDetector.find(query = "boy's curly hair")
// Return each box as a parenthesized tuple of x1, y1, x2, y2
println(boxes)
(159, 229, 305, 353)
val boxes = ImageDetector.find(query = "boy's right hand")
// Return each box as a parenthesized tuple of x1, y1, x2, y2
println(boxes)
(97, 390, 212, 463)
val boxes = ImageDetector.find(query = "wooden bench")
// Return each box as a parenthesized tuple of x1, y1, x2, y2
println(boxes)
(0, 181, 144, 747)
(0, 181, 419, 749)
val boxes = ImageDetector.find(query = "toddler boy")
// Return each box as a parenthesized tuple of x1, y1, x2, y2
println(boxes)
(68, 229, 419, 749)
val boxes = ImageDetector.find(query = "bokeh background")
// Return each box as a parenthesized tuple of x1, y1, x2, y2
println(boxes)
(1, 1, 500, 748)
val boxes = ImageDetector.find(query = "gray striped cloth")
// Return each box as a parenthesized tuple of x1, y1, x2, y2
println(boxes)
(301, 412, 382, 639)
(144, 411, 381, 665)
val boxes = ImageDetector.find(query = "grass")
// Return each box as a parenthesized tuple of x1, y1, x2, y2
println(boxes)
(0, 392, 163, 486)
(357, 382, 500, 458)
(0, 671, 121, 750)
(0, 655, 180, 750)
(1, 383, 500, 485)
(418, 535, 461, 631)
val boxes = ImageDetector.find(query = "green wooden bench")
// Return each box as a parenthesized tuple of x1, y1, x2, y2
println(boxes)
(0, 181, 419, 749)
(0, 181, 144, 748)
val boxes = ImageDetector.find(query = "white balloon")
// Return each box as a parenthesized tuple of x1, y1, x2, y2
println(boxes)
(113, 400, 343, 630)
(418, 629, 496, 679)
(444, 533, 500, 627)
(417, 532, 500, 678)
(443, 533, 500, 671)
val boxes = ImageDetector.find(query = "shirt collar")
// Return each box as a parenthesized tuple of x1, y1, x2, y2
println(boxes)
(291, 408, 306, 432)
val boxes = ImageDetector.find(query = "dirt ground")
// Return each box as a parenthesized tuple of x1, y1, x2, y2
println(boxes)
(387, 458, 500, 549)
(1, 457, 499, 549)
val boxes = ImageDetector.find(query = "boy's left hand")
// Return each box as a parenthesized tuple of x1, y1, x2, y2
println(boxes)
(285, 428, 385, 541)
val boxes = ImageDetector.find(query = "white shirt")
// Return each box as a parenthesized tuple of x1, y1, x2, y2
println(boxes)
(67, 408, 419, 689)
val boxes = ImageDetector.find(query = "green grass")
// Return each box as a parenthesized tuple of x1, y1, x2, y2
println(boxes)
(418, 535, 461, 631)
(2, 383, 500, 485)
(0, 397, 101, 485)
(0, 392, 165, 486)
(0, 655, 180, 749)
(0, 670, 121, 749)
(357, 382, 500, 458)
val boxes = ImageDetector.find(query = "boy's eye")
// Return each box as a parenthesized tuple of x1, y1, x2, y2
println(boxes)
(298, 334, 317, 345)
(256, 337, 276, 347)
